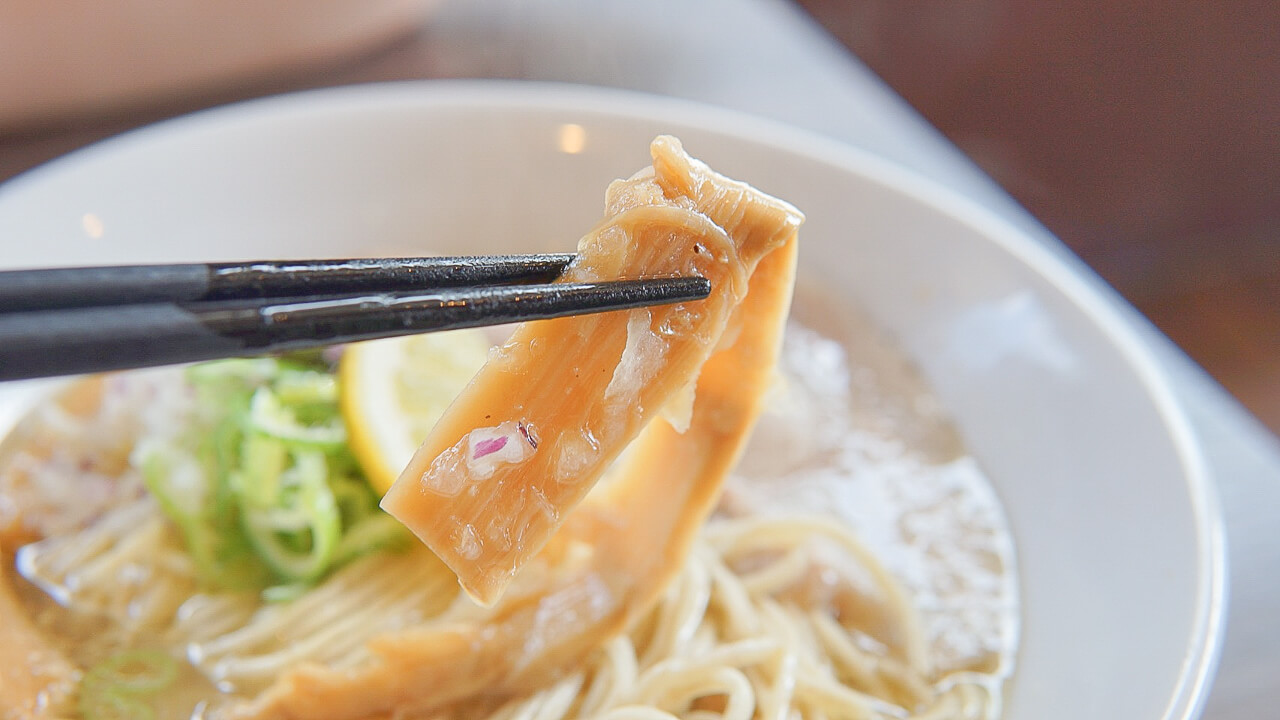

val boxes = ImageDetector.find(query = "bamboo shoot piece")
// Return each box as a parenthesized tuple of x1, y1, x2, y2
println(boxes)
(236, 136, 802, 720)
(382, 135, 801, 607)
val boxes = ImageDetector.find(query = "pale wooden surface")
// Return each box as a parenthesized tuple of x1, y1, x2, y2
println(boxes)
(1, 1, 1277, 716)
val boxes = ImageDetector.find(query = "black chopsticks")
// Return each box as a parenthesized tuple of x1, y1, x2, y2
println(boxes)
(0, 256, 711, 382)
(0, 254, 577, 312)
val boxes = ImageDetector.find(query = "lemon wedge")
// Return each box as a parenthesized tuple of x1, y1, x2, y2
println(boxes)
(340, 329, 492, 495)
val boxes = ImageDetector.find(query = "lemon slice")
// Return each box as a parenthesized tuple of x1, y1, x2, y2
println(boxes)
(340, 329, 492, 495)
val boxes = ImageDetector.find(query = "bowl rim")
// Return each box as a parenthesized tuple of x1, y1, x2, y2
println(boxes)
(0, 79, 1228, 719)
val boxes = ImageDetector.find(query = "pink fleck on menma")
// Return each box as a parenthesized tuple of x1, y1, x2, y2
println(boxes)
(473, 436, 509, 459)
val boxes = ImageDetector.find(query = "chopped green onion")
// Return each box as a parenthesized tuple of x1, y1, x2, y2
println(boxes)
(331, 475, 375, 524)
(78, 650, 178, 720)
(231, 433, 289, 508)
(272, 369, 338, 406)
(138, 352, 407, 595)
(275, 349, 332, 372)
(261, 582, 311, 604)
(240, 449, 341, 583)
(333, 512, 412, 566)
(81, 650, 179, 696)
(248, 387, 346, 448)
(139, 444, 270, 591)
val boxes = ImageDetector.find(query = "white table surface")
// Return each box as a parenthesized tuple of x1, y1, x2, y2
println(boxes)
(403, 0, 1279, 716)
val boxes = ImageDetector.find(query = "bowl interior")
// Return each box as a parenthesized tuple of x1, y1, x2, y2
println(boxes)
(0, 83, 1220, 719)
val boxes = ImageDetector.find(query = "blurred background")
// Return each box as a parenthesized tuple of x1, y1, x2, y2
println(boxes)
(1, 0, 1276, 433)
(795, 0, 1280, 436)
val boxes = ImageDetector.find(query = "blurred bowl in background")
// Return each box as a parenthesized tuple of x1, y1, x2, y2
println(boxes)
(0, 0, 440, 130)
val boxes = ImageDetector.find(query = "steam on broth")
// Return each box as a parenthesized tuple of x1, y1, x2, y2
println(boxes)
(0, 137, 1017, 720)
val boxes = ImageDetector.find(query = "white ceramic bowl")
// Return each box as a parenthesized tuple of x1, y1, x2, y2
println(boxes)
(0, 82, 1224, 719)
